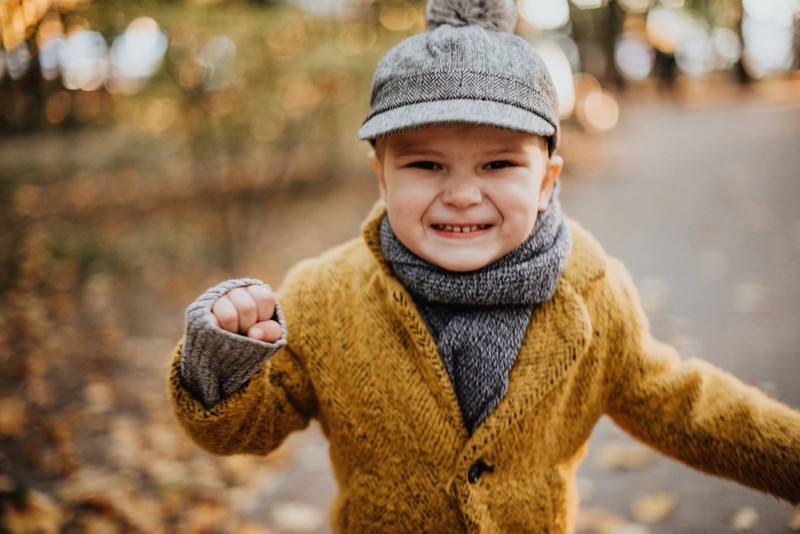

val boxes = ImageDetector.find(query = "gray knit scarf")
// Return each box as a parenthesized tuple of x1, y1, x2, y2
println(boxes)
(380, 187, 572, 434)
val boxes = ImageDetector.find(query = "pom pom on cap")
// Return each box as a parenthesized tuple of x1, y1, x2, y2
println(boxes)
(426, 0, 518, 33)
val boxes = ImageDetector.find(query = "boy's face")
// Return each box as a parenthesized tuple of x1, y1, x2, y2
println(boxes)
(370, 124, 563, 272)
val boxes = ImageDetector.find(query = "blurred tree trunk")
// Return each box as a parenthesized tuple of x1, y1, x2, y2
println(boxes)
(603, 0, 624, 89)
(731, 0, 754, 84)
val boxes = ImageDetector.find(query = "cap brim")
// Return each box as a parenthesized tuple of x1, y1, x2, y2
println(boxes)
(357, 99, 556, 141)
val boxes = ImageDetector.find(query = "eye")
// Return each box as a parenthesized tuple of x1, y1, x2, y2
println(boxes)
(485, 160, 515, 170)
(407, 161, 442, 171)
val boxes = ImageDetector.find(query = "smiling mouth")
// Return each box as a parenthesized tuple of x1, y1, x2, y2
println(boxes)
(431, 224, 492, 233)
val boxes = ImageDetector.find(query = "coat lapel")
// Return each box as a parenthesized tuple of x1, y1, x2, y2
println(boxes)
(462, 234, 599, 458)
(387, 277, 470, 440)
(361, 205, 605, 455)
(362, 202, 468, 438)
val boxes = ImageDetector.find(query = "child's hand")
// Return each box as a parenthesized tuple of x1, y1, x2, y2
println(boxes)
(209, 285, 282, 342)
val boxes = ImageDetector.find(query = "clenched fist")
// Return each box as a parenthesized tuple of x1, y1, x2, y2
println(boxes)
(209, 285, 282, 342)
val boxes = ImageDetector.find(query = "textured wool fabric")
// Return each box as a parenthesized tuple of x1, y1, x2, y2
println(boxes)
(171, 204, 800, 533)
(181, 278, 287, 407)
(379, 189, 571, 433)
(426, 0, 517, 32)
(357, 5, 560, 153)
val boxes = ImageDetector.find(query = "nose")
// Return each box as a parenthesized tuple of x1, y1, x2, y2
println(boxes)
(442, 172, 482, 208)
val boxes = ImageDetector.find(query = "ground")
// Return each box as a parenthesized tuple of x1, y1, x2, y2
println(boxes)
(1, 78, 800, 533)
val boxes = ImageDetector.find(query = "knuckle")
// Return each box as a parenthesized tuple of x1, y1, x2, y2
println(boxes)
(248, 284, 274, 301)
(239, 300, 257, 318)
(216, 312, 237, 330)
(211, 300, 236, 329)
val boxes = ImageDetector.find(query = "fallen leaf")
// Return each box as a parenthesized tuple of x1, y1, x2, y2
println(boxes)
(630, 491, 677, 524)
(108, 416, 145, 469)
(74, 513, 122, 534)
(180, 499, 230, 533)
(270, 501, 326, 533)
(788, 512, 800, 531)
(2, 489, 63, 534)
(576, 506, 628, 534)
(0, 474, 14, 492)
(221, 454, 262, 485)
(730, 506, 759, 531)
(575, 507, 651, 534)
(594, 441, 654, 471)
(84, 376, 116, 414)
(0, 397, 26, 439)
(25, 377, 55, 408)
(234, 520, 274, 534)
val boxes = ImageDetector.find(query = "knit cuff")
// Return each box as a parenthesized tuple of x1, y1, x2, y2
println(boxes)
(180, 278, 287, 408)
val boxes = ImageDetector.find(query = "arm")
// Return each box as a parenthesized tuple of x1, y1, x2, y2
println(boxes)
(170, 279, 316, 456)
(604, 260, 800, 504)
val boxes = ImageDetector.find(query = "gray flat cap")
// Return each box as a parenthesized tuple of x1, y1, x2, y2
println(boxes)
(358, 0, 560, 152)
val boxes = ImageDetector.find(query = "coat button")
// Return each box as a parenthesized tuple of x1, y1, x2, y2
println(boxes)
(467, 460, 493, 483)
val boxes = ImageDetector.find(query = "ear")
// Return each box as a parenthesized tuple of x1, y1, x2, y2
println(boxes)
(538, 154, 563, 211)
(368, 149, 387, 202)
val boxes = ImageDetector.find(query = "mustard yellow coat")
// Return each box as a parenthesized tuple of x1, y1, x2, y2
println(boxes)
(170, 204, 800, 532)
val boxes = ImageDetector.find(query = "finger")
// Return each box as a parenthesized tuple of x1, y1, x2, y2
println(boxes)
(211, 296, 239, 333)
(226, 287, 258, 334)
(246, 285, 276, 322)
(248, 320, 282, 343)
(207, 312, 220, 329)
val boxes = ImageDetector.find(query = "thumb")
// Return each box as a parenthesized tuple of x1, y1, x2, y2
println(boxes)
(247, 320, 282, 343)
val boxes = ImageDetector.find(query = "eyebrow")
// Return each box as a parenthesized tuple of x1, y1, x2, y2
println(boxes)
(392, 144, 530, 158)
(391, 144, 444, 158)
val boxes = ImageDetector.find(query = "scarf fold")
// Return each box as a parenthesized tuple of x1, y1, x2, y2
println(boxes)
(380, 185, 572, 434)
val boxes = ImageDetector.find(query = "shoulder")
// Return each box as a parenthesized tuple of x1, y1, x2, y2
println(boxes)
(280, 236, 379, 296)
(562, 218, 640, 292)
(561, 218, 608, 291)
(561, 218, 644, 328)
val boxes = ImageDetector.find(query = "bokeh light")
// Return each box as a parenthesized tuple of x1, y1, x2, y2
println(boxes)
(5, 42, 32, 80)
(379, 1, 419, 32)
(339, 22, 378, 54)
(296, 0, 348, 17)
(108, 17, 168, 95)
(196, 35, 237, 91)
(742, 0, 795, 24)
(36, 12, 64, 80)
(645, 6, 684, 54)
(711, 27, 741, 69)
(674, 18, 714, 78)
(577, 88, 619, 132)
(519, 0, 570, 30)
(618, 0, 652, 15)
(741, 4, 795, 79)
(615, 32, 654, 81)
(532, 40, 576, 118)
(59, 29, 107, 91)
(570, 0, 606, 9)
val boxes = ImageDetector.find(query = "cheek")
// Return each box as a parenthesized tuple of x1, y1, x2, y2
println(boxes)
(387, 180, 435, 212)
(493, 181, 541, 221)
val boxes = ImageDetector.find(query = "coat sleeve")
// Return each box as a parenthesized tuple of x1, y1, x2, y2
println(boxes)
(169, 341, 316, 456)
(170, 266, 322, 457)
(603, 258, 800, 505)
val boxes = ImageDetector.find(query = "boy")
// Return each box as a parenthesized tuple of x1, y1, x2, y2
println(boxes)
(170, 0, 800, 531)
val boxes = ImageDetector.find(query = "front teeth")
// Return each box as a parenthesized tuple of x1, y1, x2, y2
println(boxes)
(437, 224, 486, 232)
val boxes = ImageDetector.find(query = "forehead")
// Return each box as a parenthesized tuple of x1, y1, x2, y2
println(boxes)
(379, 124, 546, 155)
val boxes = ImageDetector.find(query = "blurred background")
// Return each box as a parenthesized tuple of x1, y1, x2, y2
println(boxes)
(1, 0, 799, 532)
